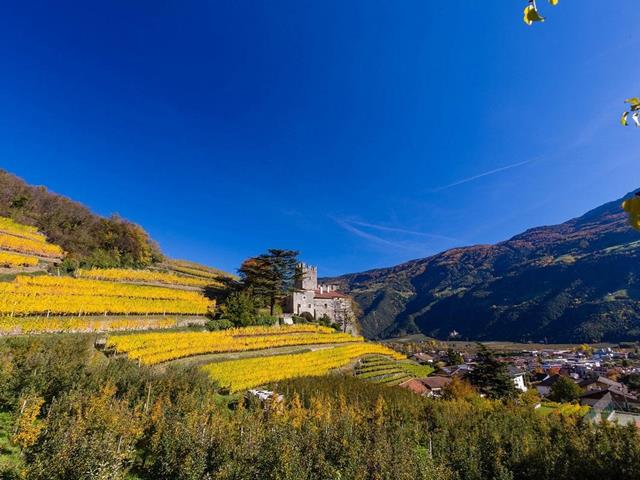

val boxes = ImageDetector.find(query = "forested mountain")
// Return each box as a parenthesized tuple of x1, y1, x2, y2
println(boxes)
(0, 170, 162, 268)
(327, 190, 640, 343)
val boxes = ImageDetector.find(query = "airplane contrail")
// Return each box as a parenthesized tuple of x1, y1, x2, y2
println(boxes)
(347, 220, 460, 242)
(432, 159, 534, 192)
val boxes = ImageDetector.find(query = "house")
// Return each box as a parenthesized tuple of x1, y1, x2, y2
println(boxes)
(580, 389, 640, 411)
(507, 366, 528, 392)
(285, 264, 354, 327)
(535, 374, 568, 397)
(438, 364, 473, 378)
(579, 376, 628, 395)
(421, 376, 452, 398)
(398, 378, 429, 396)
(411, 352, 435, 364)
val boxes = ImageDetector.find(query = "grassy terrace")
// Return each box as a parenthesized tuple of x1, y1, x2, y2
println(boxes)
(202, 343, 404, 392)
(354, 355, 433, 386)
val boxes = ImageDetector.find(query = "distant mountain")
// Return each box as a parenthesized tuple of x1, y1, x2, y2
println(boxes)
(327, 191, 640, 343)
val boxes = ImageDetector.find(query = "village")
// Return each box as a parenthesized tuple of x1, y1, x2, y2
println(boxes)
(387, 339, 640, 427)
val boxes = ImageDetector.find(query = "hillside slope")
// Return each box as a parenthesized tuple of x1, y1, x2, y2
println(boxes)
(328, 191, 640, 343)
(0, 170, 161, 268)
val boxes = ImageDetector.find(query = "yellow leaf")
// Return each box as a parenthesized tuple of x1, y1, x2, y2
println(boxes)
(524, 4, 545, 25)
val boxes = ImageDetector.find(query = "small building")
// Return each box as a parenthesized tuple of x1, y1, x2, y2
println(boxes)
(421, 376, 453, 398)
(535, 374, 566, 397)
(507, 366, 528, 392)
(579, 376, 628, 395)
(411, 353, 435, 364)
(398, 378, 430, 396)
(580, 389, 640, 411)
(438, 364, 473, 378)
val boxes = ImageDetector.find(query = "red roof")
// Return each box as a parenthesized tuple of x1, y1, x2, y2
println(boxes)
(421, 376, 452, 389)
(314, 290, 348, 299)
(399, 379, 429, 395)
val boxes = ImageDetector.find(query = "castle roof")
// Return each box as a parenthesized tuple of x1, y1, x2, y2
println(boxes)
(314, 290, 348, 299)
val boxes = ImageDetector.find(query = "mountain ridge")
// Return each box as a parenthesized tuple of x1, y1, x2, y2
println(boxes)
(326, 190, 640, 343)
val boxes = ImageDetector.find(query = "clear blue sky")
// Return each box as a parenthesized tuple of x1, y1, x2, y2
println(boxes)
(1, 1, 639, 276)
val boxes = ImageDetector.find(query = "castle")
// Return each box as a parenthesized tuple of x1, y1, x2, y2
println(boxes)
(285, 264, 354, 328)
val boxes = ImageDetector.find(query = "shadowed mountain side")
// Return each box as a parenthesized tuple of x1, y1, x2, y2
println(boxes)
(326, 190, 640, 343)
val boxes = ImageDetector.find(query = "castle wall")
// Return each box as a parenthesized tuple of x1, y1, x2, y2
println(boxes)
(313, 297, 350, 323)
(287, 264, 353, 329)
(292, 290, 317, 317)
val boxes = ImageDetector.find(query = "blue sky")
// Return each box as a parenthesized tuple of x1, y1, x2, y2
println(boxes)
(1, 1, 639, 276)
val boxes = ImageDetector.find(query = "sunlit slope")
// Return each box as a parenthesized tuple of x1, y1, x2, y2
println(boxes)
(0, 216, 63, 270)
(76, 267, 217, 288)
(203, 343, 405, 392)
(108, 325, 360, 365)
(0, 275, 213, 316)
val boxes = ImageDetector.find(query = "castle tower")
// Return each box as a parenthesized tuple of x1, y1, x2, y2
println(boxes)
(296, 263, 318, 291)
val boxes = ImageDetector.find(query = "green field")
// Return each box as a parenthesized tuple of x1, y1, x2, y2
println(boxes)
(536, 402, 590, 417)
(354, 355, 433, 386)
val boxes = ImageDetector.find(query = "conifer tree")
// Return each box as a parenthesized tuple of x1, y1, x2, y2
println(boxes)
(467, 344, 517, 400)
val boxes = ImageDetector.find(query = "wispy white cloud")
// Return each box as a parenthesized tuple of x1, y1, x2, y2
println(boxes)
(431, 159, 534, 192)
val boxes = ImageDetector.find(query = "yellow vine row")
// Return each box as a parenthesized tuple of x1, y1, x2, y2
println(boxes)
(0, 216, 43, 241)
(0, 316, 178, 335)
(76, 268, 218, 288)
(202, 343, 405, 392)
(0, 233, 63, 258)
(0, 251, 39, 267)
(108, 325, 357, 365)
(0, 275, 213, 316)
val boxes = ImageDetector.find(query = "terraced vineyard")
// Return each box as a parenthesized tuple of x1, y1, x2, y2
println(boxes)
(0, 216, 45, 242)
(0, 316, 179, 335)
(166, 259, 230, 280)
(76, 267, 217, 288)
(354, 355, 433, 386)
(0, 216, 63, 259)
(0, 251, 39, 268)
(202, 343, 405, 392)
(0, 275, 213, 316)
(107, 325, 360, 364)
(0, 217, 414, 395)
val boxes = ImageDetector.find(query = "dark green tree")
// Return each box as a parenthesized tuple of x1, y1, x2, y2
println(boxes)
(446, 347, 464, 366)
(239, 249, 301, 315)
(549, 376, 583, 403)
(218, 291, 258, 327)
(467, 344, 517, 400)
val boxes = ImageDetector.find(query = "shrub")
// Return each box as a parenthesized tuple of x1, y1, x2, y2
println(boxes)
(255, 314, 278, 326)
(206, 319, 235, 331)
(300, 312, 314, 323)
(549, 376, 583, 403)
(292, 315, 306, 324)
(218, 291, 257, 327)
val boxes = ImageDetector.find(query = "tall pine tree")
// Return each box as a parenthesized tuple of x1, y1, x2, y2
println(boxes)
(467, 344, 517, 400)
